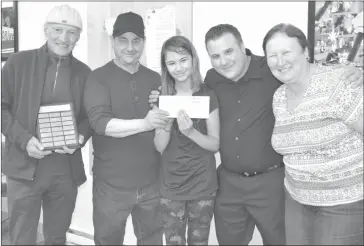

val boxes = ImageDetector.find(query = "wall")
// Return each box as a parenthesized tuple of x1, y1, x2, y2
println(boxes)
(13, 2, 309, 245)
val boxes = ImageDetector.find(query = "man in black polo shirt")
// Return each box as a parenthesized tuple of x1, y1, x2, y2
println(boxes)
(83, 12, 169, 245)
(204, 24, 285, 245)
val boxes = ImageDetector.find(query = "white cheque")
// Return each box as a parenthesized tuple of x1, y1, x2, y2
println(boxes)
(159, 96, 210, 119)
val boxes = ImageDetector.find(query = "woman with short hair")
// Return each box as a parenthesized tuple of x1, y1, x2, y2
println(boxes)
(263, 23, 363, 245)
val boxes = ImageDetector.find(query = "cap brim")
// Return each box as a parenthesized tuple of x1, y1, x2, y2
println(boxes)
(113, 30, 144, 39)
(46, 21, 82, 30)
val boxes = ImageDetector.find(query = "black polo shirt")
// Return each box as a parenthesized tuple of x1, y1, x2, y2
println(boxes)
(204, 49, 283, 173)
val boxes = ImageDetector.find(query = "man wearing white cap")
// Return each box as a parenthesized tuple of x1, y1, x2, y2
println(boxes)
(1, 4, 91, 245)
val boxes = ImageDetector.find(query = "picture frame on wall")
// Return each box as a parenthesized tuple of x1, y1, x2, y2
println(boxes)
(2, 1, 18, 61)
(307, 1, 363, 68)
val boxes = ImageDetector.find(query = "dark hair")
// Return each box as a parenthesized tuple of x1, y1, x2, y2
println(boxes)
(205, 24, 243, 47)
(160, 35, 202, 95)
(262, 23, 309, 55)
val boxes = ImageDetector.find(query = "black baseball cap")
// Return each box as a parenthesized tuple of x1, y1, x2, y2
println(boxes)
(113, 12, 145, 39)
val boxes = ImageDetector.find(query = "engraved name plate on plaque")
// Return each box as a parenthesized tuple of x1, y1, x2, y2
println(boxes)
(37, 103, 79, 151)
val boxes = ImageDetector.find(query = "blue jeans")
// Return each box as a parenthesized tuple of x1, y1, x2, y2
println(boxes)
(93, 178, 163, 245)
(7, 174, 77, 245)
(285, 190, 363, 245)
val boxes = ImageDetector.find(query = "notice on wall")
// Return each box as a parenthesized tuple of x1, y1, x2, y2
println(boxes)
(145, 5, 176, 74)
(2, 3, 17, 60)
(2, 26, 14, 54)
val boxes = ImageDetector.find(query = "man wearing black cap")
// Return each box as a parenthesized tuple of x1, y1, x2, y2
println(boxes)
(84, 12, 168, 245)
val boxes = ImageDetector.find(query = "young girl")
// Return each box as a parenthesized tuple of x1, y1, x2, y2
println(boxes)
(154, 36, 220, 245)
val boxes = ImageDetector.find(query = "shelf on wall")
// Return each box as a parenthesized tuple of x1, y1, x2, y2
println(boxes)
(315, 33, 356, 38)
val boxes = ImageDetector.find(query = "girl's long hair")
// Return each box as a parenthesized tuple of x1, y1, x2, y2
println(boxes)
(160, 35, 203, 95)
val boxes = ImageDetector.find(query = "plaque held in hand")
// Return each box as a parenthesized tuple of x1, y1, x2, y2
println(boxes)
(37, 103, 79, 151)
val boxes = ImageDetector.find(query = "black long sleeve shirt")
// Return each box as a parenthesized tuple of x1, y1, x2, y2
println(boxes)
(204, 49, 283, 173)
(84, 61, 161, 189)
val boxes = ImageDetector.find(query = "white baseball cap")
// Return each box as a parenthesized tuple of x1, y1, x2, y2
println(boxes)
(46, 4, 83, 30)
